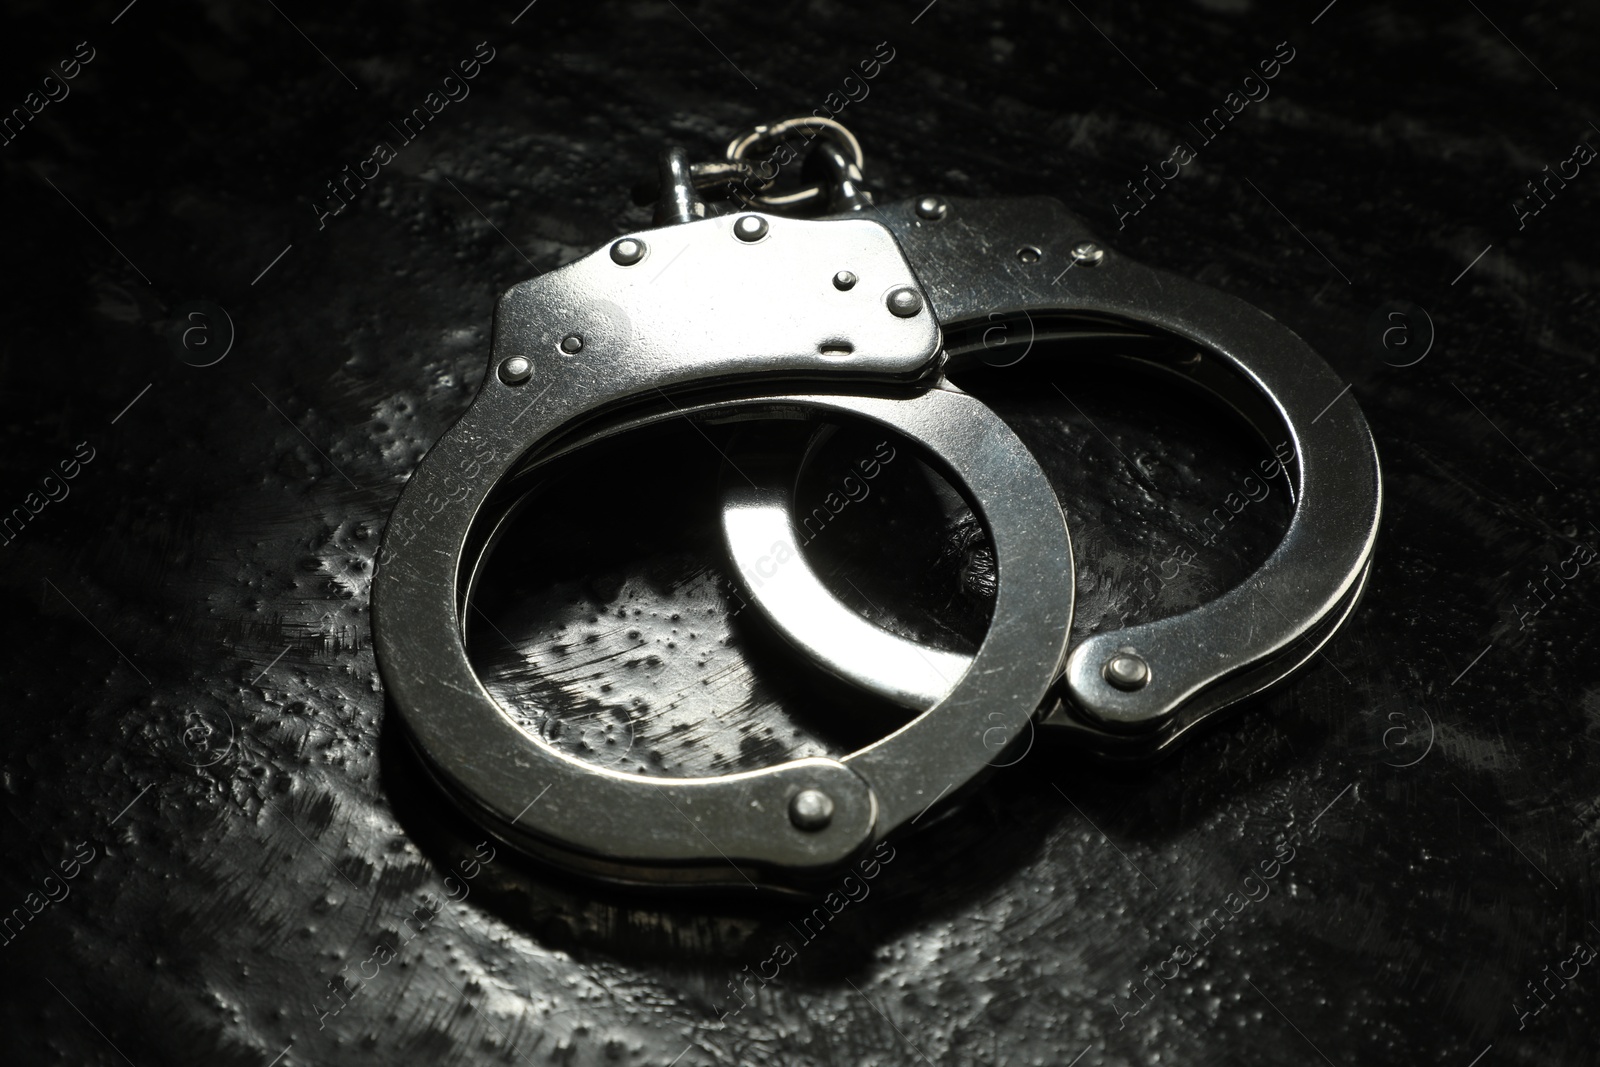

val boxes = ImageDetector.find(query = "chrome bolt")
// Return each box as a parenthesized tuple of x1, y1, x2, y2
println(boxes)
(833, 270, 858, 291)
(733, 215, 769, 242)
(789, 788, 835, 831)
(497, 356, 533, 386)
(610, 238, 645, 265)
(886, 287, 924, 318)
(1104, 651, 1150, 691)
(559, 334, 584, 355)
(915, 195, 948, 221)
(1071, 241, 1106, 267)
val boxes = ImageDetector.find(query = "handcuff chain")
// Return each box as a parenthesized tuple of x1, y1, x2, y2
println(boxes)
(655, 116, 867, 216)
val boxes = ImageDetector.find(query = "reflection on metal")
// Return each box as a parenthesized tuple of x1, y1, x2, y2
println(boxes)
(374, 122, 1381, 890)
(719, 194, 1380, 763)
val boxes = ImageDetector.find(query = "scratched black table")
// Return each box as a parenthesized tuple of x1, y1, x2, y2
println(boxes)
(3, 2, 1598, 1065)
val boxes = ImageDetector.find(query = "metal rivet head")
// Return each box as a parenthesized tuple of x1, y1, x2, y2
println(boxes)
(886, 287, 924, 318)
(1017, 245, 1042, 264)
(559, 334, 583, 355)
(915, 196, 948, 221)
(1104, 651, 1150, 691)
(833, 270, 858, 291)
(1071, 241, 1106, 267)
(497, 356, 533, 385)
(789, 789, 834, 831)
(610, 238, 645, 265)
(733, 215, 769, 242)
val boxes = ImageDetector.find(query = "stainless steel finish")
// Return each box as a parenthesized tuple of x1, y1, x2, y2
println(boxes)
(721, 475, 973, 710)
(1044, 558, 1373, 761)
(630, 158, 771, 207)
(789, 789, 835, 831)
(609, 237, 645, 266)
(717, 196, 1381, 755)
(379, 391, 1071, 887)
(1104, 652, 1151, 691)
(724, 117, 866, 212)
(373, 206, 1079, 888)
(893, 196, 1379, 737)
(1071, 241, 1106, 266)
(809, 138, 874, 213)
(733, 214, 770, 242)
(653, 146, 706, 227)
(496, 356, 532, 385)
(376, 105, 1383, 888)
(887, 287, 924, 318)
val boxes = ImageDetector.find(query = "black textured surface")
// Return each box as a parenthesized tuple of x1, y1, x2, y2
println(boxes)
(3, 2, 1599, 1065)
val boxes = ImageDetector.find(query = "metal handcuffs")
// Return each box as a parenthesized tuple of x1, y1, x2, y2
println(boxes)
(372, 120, 1381, 891)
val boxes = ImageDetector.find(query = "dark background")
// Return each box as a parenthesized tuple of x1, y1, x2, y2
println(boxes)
(2, 1, 1598, 1064)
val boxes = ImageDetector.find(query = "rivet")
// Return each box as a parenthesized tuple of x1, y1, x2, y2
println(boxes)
(1017, 245, 1042, 264)
(833, 270, 858, 291)
(886, 287, 924, 318)
(789, 789, 835, 831)
(1071, 241, 1106, 267)
(610, 238, 645, 265)
(497, 356, 533, 385)
(559, 334, 584, 355)
(733, 215, 770, 242)
(1104, 651, 1150, 691)
(915, 196, 948, 221)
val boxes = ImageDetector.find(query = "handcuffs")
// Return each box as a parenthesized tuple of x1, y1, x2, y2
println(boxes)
(372, 119, 1381, 892)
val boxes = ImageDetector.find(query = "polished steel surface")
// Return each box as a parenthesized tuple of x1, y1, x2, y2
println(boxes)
(723, 116, 865, 211)
(721, 472, 972, 711)
(718, 195, 1382, 750)
(372, 206, 1075, 888)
